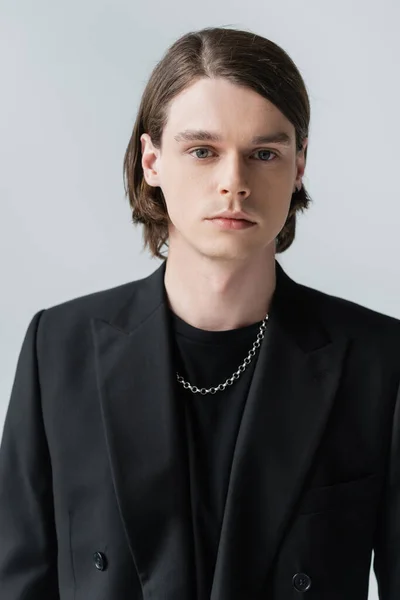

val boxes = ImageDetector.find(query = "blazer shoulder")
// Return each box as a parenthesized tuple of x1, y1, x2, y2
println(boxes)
(298, 280, 400, 339)
(37, 271, 152, 332)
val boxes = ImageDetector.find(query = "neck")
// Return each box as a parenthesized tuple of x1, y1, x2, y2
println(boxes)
(163, 244, 277, 332)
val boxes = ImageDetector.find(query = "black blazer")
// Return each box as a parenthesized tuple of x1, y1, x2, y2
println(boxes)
(1, 259, 400, 600)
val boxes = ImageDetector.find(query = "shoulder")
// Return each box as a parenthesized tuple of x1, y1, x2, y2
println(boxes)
(297, 279, 400, 351)
(45, 278, 141, 318)
(33, 272, 151, 347)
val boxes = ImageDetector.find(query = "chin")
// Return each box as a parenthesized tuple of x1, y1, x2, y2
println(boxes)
(196, 239, 261, 261)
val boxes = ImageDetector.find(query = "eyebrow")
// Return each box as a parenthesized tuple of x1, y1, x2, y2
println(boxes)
(173, 129, 293, 146)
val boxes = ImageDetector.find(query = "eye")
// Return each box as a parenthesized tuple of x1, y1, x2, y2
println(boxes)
(188, 147, 278, 161)
(254, 149, 278, 162)
(190, 148, 213, 159)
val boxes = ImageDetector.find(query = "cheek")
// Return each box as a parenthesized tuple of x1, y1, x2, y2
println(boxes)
(161, 176, 208, 223)
(162, 189, 195, 230)
(261, 191, 292, 218)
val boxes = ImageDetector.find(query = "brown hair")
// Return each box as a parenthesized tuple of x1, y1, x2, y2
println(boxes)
(123, 26, 313, 260)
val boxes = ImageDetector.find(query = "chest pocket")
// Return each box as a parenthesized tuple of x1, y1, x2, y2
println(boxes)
(296, 473, 381, 516)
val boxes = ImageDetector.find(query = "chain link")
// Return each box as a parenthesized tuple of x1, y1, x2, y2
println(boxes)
(176, 313, 269, 395)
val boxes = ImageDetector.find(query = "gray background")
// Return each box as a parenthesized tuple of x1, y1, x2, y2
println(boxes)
(1, 2, 399, 596)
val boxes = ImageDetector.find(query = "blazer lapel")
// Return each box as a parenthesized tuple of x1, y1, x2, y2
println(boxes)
(210, 263, 350, 599)
(91, 260, 196, 600)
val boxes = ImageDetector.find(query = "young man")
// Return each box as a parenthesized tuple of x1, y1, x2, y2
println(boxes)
(1, 26, 400, 600)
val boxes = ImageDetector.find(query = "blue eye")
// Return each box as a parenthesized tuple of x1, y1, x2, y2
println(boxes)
(255, 149, 277, 161)
(189, 148, 277, 161)
(191, 148, 211, 159)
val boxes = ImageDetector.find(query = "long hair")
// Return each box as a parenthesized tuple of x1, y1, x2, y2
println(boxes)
(123, 26, 312, 260)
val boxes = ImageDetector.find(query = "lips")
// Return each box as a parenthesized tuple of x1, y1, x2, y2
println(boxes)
(211, 218, 250, 221)
(207, 218, 256, 230)
(208, 215, 255, 223)
(218, 218, 250, 223)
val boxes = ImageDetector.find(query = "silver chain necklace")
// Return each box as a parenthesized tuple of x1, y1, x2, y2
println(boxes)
(176, 312, 269, 395)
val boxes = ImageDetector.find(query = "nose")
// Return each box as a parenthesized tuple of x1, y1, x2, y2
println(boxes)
(217, 155, 251, 200)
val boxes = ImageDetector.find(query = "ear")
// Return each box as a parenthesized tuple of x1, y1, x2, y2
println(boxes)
(294, 137, 308, 187)
(140, 133, 162, 187)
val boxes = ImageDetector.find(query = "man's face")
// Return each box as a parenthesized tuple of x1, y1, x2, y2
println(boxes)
(141, 77, 307, 261)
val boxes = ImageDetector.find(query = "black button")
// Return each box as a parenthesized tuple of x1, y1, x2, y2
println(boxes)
(93, 551, 107, 571)
(293, 572, 312, 592)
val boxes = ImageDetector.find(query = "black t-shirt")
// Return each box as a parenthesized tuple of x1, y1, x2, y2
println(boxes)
(169, 308, 266, 600)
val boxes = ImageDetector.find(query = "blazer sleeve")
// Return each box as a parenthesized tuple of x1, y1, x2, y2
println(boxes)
(0, 310, 59, 599)
(373, 377, 400, 599)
